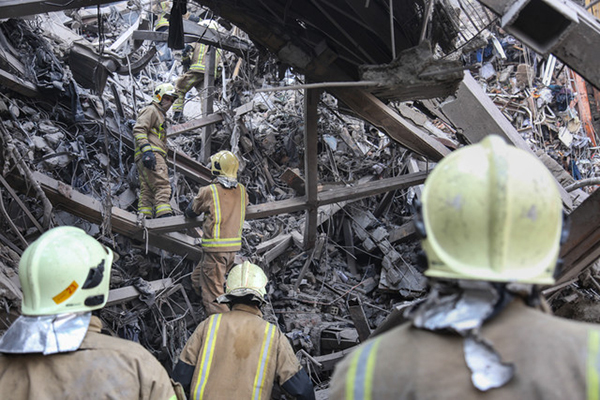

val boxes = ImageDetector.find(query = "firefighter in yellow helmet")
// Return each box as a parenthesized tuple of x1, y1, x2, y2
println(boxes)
(172, 19, 222, 122)
(184, 150, 249, 315)
(171, 261, 315, 400)
(133, 83, 178, 218)
(0, 226, 180, 399)
(330, 135, 600, 399)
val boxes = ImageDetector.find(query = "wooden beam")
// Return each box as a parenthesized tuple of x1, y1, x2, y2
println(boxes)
(303, 88, 320, 249)
(388, 220, 417, 244)
(145, 171, 429, 232)
(12, 172, 203, 260)
(556, 188, 600, 284)
(0, 68, 40, 98)
(107, 278, 173, 306)
(166, 101, 253, 136)
(262, 235, 293, 264)
(330, 88, 450, 161)
(200, 47, 216, 164)
(0, 0, 121, 18)
(0, 174, 43, 233)
(347, 296, 372, 342)
(167, 113, 223, 137)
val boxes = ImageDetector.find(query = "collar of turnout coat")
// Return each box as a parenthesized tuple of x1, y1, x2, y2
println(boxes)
(408, 281, 515, 391)
(0, 312, 91, 355)
(230, 302, 263, 317)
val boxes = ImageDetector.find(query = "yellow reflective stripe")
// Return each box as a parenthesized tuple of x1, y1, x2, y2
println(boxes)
(239, 184, 246, 236)
(168, 395, 177, 400)
(155, 204, 173, 214)
(588, 330, 600, 400)
(209, 184, 221, 239)
(135, 146, 167, 158)
(139, 207, 153, 216)
(194, 314, 222, 400)
(253, 324, 276, 400)
(190, 44, 207, 71)
(151, 126, 166, 141)
(346, 338, 380, 400)
(202, 238, 241, 245)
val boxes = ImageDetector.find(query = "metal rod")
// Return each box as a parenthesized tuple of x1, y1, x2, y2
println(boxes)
(390, 0, 396, 59)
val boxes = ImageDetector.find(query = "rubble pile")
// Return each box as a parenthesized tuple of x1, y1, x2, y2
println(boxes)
(0, 2, 599, 396)
(464, 29, 600, 186)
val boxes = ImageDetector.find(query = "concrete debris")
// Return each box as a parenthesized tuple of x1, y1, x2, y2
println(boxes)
(0, 2, 599, 397)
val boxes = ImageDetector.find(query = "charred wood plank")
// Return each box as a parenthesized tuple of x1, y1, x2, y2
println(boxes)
(107, 278, 173, 306)
(144, 171, 429, 233)
(0, 68, 40, 98)
(10, 172, 202, 260)
(388, 220, 417, 244)
(347, 296, 371, 342)
(556, 188, 600, 284)
(167, 113, 224, 137)
(342, 217, 358, 275)
(329, 88, 450, 161)
(304, 88, 320, 249)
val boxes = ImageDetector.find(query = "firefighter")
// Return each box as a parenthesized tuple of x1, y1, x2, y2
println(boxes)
(0, 226, 182, 399)
(172, 19, 222, 122)
(330, 135, 599, 399)
(171, 261, 315, 400)
(134, 83, 178, 218)
(184, 150, 248, 315)
(152, 1, 173, 68)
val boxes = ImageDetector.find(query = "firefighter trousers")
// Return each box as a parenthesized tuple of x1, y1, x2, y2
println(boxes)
(136, 154, 172, 218)
(192, 251, 236, 316)
(172, 71, 205, 113)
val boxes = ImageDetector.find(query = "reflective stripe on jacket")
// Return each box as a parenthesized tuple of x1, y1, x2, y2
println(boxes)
(330, 299, 600, 400)
(186, 42, 221, 75)
(133, 103, 169, 160)
(191, 182, 248, 252)
(153, 1, 170, 30)
(178, 304, 304, 400)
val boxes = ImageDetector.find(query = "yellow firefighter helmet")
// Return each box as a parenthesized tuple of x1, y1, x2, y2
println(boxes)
(152, 83, 178, 104)
(419, 135, 564, 285)
(19, 226, 114, 316)
(211, 150, 239, 179)
(218, 261, 268, 304)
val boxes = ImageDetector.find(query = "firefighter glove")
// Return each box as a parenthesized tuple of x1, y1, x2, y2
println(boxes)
(142, 150, 157, 171)
(184, 203, 200, 219)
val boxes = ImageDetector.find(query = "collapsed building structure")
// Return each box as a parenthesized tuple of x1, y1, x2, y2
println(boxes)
(1, 0, 600, 396)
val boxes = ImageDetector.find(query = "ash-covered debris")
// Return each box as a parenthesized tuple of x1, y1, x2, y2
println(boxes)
(0, 2, 600, 396)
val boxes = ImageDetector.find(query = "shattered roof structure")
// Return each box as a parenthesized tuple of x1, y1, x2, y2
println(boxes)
(2, 0, 600, 396)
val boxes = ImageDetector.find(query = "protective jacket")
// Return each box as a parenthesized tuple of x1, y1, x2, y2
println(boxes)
(133, 103, 169, 161)
(153, 1, 171, 30)
(0, 316, 177, 399)
(185, 42, 221, 74)
(133, 102, 172, 217)
(172, 303, 315, 400)
(190, 181, 248, 252)
(172, 43, 220, 114)
(330, 299, 600, 400)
